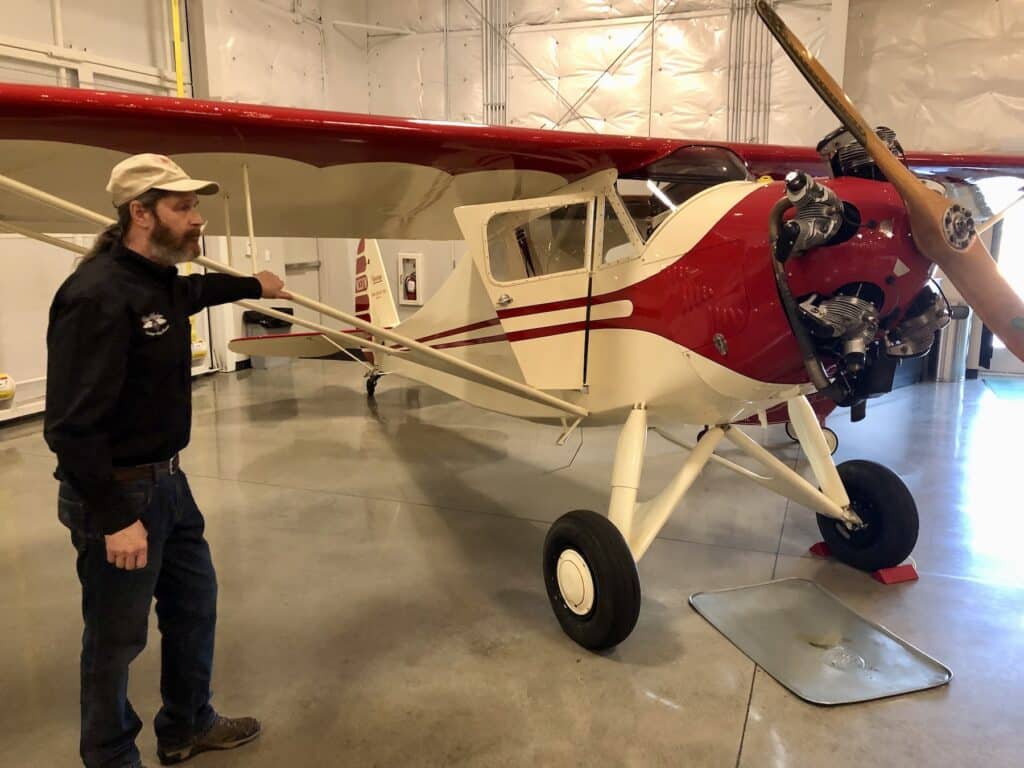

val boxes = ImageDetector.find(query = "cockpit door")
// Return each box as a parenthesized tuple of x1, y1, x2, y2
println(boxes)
(455, 172, 615, 390)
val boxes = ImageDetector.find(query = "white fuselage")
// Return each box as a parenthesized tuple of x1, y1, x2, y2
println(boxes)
(383, 178, 810, 427)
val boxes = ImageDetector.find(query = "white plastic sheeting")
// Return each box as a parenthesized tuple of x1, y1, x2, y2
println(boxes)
(770, 0, 846, 146)
(651, 14, 730, 139)
(507, 20, 655, 133)
(508, 0, 720, 25)
(361, 0, 845, 146)
(845, 0, 1024, 154)
(322, 0, 370, 111)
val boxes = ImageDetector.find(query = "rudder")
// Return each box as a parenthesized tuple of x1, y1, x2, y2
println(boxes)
(354, 238, 399, 328)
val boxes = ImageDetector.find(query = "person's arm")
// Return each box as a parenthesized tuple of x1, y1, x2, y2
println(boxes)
(43, 294, 135, 535)
(182, 270, 288, 314)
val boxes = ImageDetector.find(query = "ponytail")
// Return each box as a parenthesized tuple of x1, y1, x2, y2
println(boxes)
(81, 223, 124, 262)
(80, 188, 167, 264)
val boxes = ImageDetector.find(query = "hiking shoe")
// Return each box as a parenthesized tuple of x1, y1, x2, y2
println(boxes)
(157, 714, 261, 765)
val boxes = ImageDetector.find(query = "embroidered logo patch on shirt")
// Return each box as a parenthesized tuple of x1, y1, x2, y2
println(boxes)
(141, 313, 170, 337)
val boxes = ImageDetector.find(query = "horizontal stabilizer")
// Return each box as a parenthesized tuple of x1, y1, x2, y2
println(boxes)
(229, 332, 351, 360)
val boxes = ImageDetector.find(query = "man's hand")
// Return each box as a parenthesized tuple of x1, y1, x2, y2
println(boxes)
(105, 520, 148, 570)
(255, 270, 291, 300)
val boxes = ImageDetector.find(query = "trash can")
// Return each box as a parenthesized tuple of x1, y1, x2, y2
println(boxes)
(929, 305, 971, 382)
(242, 307, 294, 370)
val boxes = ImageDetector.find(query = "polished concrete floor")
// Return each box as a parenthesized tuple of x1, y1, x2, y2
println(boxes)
(2, 362, 1023, 767)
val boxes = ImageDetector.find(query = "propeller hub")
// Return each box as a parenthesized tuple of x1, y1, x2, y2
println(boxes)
(943, 204, 976, 250)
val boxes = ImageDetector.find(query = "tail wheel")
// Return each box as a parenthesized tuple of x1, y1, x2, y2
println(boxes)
(365, 372, 380, 397)
(543, 510, 641, 651)
(816, 460, 919, 572)
(785, 422, 838, 454)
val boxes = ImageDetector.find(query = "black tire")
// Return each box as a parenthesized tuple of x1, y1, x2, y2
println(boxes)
(366, 374, 379, 397)
(816, 460, 918, 572)
(784, 421, 798, 442)
(543, 510, 641, 651)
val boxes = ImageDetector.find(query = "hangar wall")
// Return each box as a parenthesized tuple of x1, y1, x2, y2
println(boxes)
(845, 0, 1024, 155)
(0, 0, 208, 423)
(843, 0, 1024, 371)
(357, 0, 846, 146)
(2, 0, 1024, 421)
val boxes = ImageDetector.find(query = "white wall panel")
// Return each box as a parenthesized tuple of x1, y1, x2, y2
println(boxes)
(0, 0, 183, 91)
(508, 0, 652, 25)
(370, 0, 447, 33)
(845, 0, 1024, 153)
(448, 30, 485, 122)
(322, 0, 370, 111)
(92, 73, 167, 95)
(350, 1, 845, 144)
(768, 1, 841, 146)
(507, 21, 652, 132)
(650, 13, 729, 139)
(368, 32, 447, 118)
(0, 4, 56, 43)
(0, 237, 82, 420)
(0, 56, 62, 87)
(57, 0, 171, 73)
(447, 1, 484, 31)
(196, 0, 324, 107)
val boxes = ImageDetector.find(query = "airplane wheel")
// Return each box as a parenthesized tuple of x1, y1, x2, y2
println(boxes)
(784, 422, 838, 454)
(816, 460, 918, 572)
(823, 427, 838, 455)
(543, 510, 640, 651)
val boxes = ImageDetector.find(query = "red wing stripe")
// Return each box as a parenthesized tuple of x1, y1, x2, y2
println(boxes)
(497, 296, 589, 319)
(431, 333, 507, 350)
(495, 292, 630, 320)
(415, 317, 502, 343)
(387, 321, 589, 353)
(417, 295, 623, 345)
(506, 322, 588, 343)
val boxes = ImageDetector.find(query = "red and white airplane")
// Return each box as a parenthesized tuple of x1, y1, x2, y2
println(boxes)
(2, 2, 1022, 650)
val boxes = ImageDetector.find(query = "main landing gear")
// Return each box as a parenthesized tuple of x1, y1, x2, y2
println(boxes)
(542, 396, 918, 651)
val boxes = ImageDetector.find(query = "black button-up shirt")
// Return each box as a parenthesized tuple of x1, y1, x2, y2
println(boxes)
(44, 241, 262, 534)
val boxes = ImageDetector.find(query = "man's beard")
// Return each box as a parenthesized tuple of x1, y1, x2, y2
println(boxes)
(149, 215, 202, 267)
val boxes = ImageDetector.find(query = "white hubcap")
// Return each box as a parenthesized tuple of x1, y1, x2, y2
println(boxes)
(556, 549, 594, 616)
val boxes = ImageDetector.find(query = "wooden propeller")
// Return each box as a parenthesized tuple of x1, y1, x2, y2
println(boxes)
(755, 0, 1024, 361)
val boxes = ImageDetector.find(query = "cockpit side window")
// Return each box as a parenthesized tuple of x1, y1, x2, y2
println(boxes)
(601, 196, 640, 265)
(486, 202, 590, 282)
(619, 145, 751, 237)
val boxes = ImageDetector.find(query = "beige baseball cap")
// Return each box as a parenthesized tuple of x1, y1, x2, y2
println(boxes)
(106, 153, 219, 207)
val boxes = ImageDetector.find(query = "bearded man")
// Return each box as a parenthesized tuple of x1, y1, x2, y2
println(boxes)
(44, 154, 288, 768)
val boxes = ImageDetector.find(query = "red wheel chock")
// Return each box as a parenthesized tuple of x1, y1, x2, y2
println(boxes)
(808, 541, 919, 584)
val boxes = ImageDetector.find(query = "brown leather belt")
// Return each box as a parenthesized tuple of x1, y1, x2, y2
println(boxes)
(112, 454, 179, 482)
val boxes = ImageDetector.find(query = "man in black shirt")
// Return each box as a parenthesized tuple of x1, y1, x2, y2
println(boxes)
(45, 154, 289, 768)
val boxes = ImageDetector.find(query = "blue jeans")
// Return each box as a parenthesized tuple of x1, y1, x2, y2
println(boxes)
(58, 469, 218, 768)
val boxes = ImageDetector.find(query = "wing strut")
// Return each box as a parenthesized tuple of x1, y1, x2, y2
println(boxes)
(0, 170, 589, 419)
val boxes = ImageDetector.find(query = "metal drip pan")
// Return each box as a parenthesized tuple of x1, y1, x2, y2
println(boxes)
(690, 578, 952, 705)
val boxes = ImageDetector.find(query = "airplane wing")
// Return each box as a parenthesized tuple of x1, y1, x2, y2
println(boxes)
(2, 84, 1022, 240)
